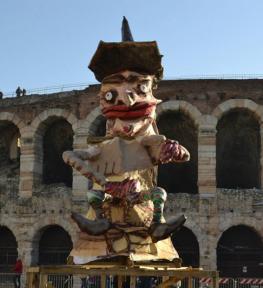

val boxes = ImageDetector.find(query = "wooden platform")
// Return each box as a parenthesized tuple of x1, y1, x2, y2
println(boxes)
(26, 261, 219, 288)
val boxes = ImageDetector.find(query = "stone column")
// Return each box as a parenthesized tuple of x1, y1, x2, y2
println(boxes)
(72, 110, 103, 200)
(72, 127, 89, 200)
(19, 130, 42, 198)
(198, 115, 217, 196)
(199, 236, 217, 270)
(17, 239, 35, 288)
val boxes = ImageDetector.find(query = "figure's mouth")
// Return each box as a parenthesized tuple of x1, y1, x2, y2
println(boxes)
(102, 102, 156, 120)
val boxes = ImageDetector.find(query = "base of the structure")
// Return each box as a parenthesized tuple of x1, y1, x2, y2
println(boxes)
(26, 261, 219, 288)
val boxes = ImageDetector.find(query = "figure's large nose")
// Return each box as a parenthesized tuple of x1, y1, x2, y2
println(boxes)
(121, 89, 136, 106)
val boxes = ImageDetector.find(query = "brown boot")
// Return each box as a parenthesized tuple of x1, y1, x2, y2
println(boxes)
(71, 212, 111, 235)
(149, 215, 187, 243)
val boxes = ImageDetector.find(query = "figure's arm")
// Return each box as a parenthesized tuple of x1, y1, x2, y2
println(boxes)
(63, 146, 140, 203)
(140, 135, 190, 164)
(62, 146, 106, 185)
(70, 146, 101, 160)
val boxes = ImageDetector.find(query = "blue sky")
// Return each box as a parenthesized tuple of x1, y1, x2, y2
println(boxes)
(1, 0, 263, 94)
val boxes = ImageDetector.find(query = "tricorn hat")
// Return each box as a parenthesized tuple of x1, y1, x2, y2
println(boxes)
(89, 17, 163, 82)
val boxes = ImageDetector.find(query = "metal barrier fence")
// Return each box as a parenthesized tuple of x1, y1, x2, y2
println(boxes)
(0, 273, 13, 288)
(0, 271, 260, 288)
(0, 273, 22, 288)
(40, 275, 180, 288)
(202, 278, 263, 288)
(26, 275, 263, 288)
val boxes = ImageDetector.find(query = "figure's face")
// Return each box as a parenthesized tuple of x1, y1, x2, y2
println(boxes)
(99, 71, 160, 137)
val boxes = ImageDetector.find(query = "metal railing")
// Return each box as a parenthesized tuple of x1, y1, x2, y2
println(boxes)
(3, 74, 263, 98)
(165, 74, 263, 81)
(3, 83, 91, 98)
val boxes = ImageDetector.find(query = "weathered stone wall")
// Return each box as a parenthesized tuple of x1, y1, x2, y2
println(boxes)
(1, 79, 263, 272)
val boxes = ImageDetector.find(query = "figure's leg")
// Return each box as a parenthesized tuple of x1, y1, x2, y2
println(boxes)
(13, 275, 17, 288)
(151, 187, 167, 223)
(86, 190, 105, 219)
(150, 186, 186, 243)
(71, 189, 111, 235)
(17, 275, 21, 288)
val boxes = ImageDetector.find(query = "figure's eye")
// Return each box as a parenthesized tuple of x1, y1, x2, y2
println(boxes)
(139, 83, 150, 94)
(104, 90, 117, 103)
(105, 91, 113, 100)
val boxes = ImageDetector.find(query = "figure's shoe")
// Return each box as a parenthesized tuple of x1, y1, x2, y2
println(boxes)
(71, 212, 111, 236)
(149, 215, 187, 243)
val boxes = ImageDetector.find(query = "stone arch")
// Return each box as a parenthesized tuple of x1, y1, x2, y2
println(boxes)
(212, 99, 262, 123)
(183, 219, 203, 241)
(43, 119, 74, 186)
(29, 218, 76, 265)
(216, 224, 263, 277)
(30, 217, 77, 243)
(197, 114, 217, 131)
(82, 107, 106, 136)
(156, 104, 199, 194)
(30, 109, 77, 188)
(72, 107, 106, 198)
(38, 225, 73, 265)
(0, 115, 22, 197)
(217, 217, 261, 243)
(156, 100, 202, 127)
(0, 225, 18, 272)
(88, 114, 106, 137)
(0, 122, 21, 162)
(0, 112, 26, 133)
(31, 109, 78, 134)
(216, 108, 260, 189)
(172, 226, 200, 267)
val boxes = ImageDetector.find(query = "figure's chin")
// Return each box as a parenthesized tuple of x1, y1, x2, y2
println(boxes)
(109, 117, 154, 137)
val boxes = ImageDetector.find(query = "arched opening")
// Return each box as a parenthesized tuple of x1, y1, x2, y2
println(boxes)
(217, 225, 263, 277)
(172, 227, 200, 267)
(216, 108, 260, 189)
(0, 226, 18, 272)
(42, 118, 73, 187)
(157, 111, 198, 194)
(38, 225, 73, 265)
(89, 115, 106, 137)
(0, 121, 20, 196)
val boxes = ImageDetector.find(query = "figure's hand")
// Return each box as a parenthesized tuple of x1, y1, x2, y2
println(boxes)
(94, 150, 122, 175)
(159, 139, 190, 164)
(62, 150, 106, 185)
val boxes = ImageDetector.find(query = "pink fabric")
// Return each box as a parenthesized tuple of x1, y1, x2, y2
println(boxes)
(105, 179, 139, 199)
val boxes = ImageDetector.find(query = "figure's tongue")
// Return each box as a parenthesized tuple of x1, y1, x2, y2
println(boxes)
(102, 102, 156, 120)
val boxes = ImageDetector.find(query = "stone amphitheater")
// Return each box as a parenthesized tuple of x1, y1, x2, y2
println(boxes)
(1, 79, 263, 278)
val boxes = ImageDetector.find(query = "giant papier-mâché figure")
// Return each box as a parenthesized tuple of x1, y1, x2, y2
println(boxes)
(63, 18, 190, 264)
